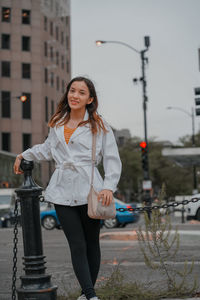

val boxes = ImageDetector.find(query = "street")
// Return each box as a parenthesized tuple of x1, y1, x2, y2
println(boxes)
(0, 216, 200, 300)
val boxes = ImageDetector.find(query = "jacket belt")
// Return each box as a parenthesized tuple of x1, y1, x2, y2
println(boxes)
(55, 161, 93, 184)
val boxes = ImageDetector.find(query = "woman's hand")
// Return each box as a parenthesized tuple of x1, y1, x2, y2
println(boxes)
(98, 189, 113, 206)
(13, 154, 24, 175)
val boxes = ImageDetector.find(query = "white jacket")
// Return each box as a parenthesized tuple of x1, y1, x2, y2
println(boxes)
(22, 111, 122, 206)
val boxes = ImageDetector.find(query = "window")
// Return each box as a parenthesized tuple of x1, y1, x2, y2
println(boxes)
(61, 31, 64, 45)
(1, 61, 10, 77)
(65, 16, 69, 26)
(56, 76, 59, 91)
(56, 26, 59, 40)
(61, 55, 64, 70)
(22, 10, 31, 24)
(2, 34, 10, 49)
(62, 79, 65, 93)
(44, 41, 48, 57)
(22, 63, 31, 79)
(22, 93, 31, 119)
(44, 16, 47, 31)
(2, 7, 11, 22)
(44, 68, 48, 83)
(50, 46, 53, 61)
(1, 91, 11, 118)
(2, 132, 11, 152)
(56, 51, 59, 65)
(23, 133, 31, 151)
(51, 100, 54, 116)
(50, 21, 53, 36)
(45, 97, 48, 122)
(22, 36, 30, 51)
(50, 72, 54, 87)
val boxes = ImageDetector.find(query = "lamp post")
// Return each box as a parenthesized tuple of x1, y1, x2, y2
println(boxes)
(96, 37, 152, 204)
(166, 106, 197, 192)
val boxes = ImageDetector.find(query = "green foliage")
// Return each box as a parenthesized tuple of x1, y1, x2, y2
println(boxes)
(148, 141, 193, 197)
(137, 186, 198, 296)
(118, 138, 142, 196)
(117, 134, 198, 199)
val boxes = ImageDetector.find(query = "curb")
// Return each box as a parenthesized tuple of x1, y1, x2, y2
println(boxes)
(100, 230, 138, 240)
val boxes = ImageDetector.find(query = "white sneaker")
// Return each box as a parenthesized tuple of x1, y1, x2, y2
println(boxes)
(89, 297, 100, 300)
(77, 295, 87, 300)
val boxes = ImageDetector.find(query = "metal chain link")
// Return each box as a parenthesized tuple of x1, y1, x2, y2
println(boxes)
(116, 197, 200, 212)
(11, 197, 19, 300)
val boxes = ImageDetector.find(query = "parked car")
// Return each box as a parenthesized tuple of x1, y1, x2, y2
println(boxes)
(0, 189, 49, 228)
(40, 198, 140, 230)
(0, 189, 16, 228)
(103, 199, 140, 229)
(0, 210, 21, 228)
(185, 193, 200, 221)
(40, 209, 60, 230)
(0, 189, 16, 211)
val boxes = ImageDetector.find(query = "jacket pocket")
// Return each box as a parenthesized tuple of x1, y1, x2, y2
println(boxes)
(78, 137, 101, 153)
(78, 138, 92, 150)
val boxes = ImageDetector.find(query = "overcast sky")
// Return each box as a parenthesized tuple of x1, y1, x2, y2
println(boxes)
(70, 0, 200, 143)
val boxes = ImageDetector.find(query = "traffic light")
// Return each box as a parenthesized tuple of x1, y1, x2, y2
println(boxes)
(140, 141, 148, 173)
(194, 87, 200, 116)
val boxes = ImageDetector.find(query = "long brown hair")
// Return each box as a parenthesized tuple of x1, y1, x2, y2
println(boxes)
(48, 76, 107, 134)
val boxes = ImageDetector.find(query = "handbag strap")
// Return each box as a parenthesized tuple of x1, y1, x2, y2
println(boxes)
(91, 134, 96, 187)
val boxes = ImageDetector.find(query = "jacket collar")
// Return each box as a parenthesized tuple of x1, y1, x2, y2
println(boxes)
(54, 109, 91, 148)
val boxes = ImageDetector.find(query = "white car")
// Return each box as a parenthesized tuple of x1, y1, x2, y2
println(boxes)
(0, 188, 16, 211)
(185, 193, 200, 221)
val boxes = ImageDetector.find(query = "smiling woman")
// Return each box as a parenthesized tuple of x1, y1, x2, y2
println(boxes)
(13, 76, 122, 300)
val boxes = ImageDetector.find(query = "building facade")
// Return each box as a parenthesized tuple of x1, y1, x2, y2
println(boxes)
(113, 128, 131, 147)
(0, 0, 71, 186)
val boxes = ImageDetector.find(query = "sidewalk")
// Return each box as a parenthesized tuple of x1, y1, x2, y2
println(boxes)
(100, 221, 200, 300)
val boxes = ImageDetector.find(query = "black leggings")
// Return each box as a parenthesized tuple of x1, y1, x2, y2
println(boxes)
(55, 204, 101, 300)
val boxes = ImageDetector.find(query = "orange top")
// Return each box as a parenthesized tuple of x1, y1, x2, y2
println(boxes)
(64, 126, 76, 144)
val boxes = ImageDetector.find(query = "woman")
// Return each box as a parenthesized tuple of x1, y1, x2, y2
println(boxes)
(14, 76, 122, 300)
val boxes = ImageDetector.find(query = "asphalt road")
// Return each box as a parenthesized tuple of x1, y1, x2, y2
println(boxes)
(0, 216, 200, 300)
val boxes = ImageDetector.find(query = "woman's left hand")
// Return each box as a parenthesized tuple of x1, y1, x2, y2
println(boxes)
(98, 189, 113, 206)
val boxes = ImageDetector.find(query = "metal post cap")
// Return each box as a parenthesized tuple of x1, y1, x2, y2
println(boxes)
(20, 159, 34, 172)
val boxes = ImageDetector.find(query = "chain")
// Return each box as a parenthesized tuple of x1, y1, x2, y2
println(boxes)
(11, 197, 19, 300)
(116, 197, 200, 212)
(9, 195, 200, 299)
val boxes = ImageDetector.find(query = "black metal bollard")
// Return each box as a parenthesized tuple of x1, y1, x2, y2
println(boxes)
(15, 159, 57, 300)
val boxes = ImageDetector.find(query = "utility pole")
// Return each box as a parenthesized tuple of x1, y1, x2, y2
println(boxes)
(95, 36, 152, 210)
(139, 37, 152, 213)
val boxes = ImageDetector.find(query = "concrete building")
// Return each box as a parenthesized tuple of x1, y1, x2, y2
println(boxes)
(0, 0, 71, 186)
(113, 128, 131, 147)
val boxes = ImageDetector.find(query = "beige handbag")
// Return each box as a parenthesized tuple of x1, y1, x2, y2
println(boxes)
(87, 134, 116, 219)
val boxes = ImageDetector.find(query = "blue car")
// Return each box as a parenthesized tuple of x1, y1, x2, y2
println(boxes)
(40, 198, 140, 230)
(104, 198, 139, 229)
(40, 209, 60, 230)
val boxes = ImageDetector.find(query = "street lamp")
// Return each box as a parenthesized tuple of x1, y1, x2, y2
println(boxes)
(17, 95, 28, 102)
(95, 37, 152, 204)
(166, 106, 197, 192)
